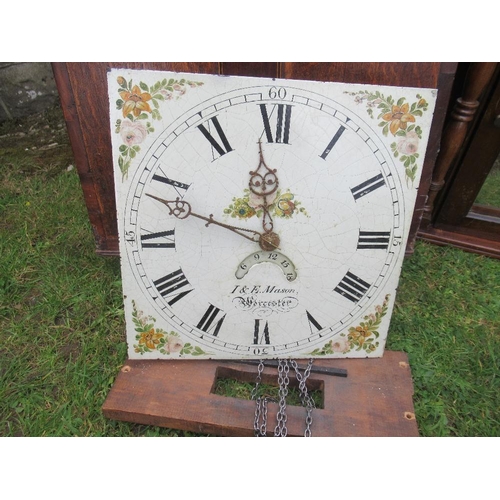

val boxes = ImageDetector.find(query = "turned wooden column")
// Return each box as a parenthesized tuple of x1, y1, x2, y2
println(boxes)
(421, 62, 498, 227)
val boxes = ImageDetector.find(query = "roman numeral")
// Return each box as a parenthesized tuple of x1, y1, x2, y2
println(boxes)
(153, 268, 193, 306)
(259, 104, 292, 144)
(357, 231, 391, 250)
(320, 125, 346, 159)
(334, 271, 371, 303)
(152, 174, 190, 197)
(351, 173, 386, 200)
(197, 304, 226, 336)
(306, 311, 323, 334)
(253, 319, 271, 345)
(197, 116, 233, 158)
(141, 229, 175, 249)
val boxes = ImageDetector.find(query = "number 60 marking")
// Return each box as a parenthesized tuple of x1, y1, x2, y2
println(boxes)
(268, 87, 287, 99)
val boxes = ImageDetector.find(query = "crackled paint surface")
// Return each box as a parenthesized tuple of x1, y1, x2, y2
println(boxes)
(108, 69, 437, 359)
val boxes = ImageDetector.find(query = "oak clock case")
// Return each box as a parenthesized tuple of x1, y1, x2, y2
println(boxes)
(108, 69, 436, 360)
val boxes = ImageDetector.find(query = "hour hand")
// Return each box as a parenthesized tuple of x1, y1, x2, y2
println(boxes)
(146, 194, 267, 245)
(146, 194, 192, 219)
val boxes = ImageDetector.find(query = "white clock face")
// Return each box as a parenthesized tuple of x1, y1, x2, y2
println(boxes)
(109, 70, 436, 359)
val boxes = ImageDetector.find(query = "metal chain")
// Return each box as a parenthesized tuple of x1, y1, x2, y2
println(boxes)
(251, 360, 265, 436)
(290, 359, 315, 437)
(252, 358, 315, 437)
(274, 359, 290, 437)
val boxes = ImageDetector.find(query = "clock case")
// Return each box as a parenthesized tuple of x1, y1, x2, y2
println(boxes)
(54, 63, 456, 436)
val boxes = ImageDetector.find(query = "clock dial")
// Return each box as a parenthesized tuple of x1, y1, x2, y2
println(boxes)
(109, 70, 436, 359)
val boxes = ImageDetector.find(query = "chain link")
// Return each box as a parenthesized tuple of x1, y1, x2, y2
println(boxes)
(274, 359, 290, 436)
(290, 359, 315, 437)
(252, 358, 314, 437)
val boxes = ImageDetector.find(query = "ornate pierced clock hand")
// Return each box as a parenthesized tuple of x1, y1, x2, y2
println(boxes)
(232, 142, 297, 281)
(249, 141, 281, 251)
(146, 194, 279, 247)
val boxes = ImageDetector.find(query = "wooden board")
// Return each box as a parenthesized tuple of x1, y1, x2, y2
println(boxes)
(102, 351, 419, 437)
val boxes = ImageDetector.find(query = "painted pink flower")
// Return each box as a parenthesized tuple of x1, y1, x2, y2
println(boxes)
(330, 337, 350, 353)
(120, 119, 147, 146)
(248, 190, 277, 209)
(160, 89, 174, 100)
(166, 335, 183, 354)
(397, 130, 419, 155)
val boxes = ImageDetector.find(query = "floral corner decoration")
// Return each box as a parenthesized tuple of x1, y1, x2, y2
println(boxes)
(310, 294, 390, 356)
(114, 76, 204, 179)
(131, 300, 208, 357)
(224, 188, 308, 221)
(347, 90, 430, 185)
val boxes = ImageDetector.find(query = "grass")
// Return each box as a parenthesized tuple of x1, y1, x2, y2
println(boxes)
(1, 105, 499, 437)
(475, 159, 500, 207)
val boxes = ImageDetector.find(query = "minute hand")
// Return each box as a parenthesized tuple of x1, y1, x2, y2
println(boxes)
(146, 194, 263, 244)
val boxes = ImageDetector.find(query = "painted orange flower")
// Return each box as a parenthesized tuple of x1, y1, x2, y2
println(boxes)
(138, 328, 164, 350)
(348, 325, 371, 345)
(275, 192, 296, 217)
(120, 85, 153, 118)
(382, 103, 416, 135)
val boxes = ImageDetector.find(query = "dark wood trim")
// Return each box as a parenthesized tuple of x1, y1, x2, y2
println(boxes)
(420, 63, 498, 227)
(418, 63, 500, 259)
(468, 204, 500, 225)
(435, 69, 500, 225)
(406, 62, 458, 254)
(52, 62, 119, 253)
(220, 62, 279, 78)
(418, 223, 500, 259)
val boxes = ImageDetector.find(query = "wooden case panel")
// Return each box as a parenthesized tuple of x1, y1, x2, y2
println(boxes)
(53, 62, 456, 255)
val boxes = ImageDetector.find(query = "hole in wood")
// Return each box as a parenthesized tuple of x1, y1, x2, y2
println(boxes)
(404, 411, 416, 420)
(212, 366, 325, 409)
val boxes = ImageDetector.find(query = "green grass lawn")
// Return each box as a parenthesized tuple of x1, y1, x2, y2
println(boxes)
(1, 106, 499, 437)
(476, 159, 500, 207)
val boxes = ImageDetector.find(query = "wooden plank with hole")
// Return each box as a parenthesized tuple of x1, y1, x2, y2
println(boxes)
(102, 351, 418, 436)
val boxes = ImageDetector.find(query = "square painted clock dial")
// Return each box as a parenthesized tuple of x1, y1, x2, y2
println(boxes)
(108, 69, 437, 360)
